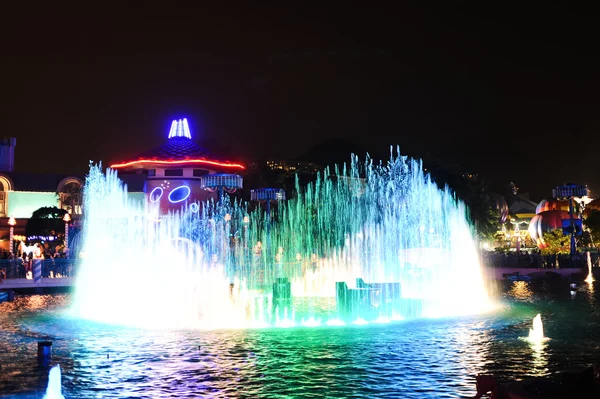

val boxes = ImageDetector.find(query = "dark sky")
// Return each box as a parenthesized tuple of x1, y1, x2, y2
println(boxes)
(1, 4, 599, 200)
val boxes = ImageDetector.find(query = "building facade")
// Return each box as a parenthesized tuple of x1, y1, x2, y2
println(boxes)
(0, 119, 244, 251)
(110, 118, 245, 214)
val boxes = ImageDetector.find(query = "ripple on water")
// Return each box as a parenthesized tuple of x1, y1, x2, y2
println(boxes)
(2, 290, 600, 398)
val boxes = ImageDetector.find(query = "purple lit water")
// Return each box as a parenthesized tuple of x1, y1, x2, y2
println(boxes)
(1, 279, 599, 398)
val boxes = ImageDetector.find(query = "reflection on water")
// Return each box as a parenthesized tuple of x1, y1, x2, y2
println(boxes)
(453, 320, 492, 377)
(528, 339, 550, 376)
(588, 280, 596, 305)
(1, 286, 600, 398)
(585, 251, 594, 284)
(507, 281, 533, 301)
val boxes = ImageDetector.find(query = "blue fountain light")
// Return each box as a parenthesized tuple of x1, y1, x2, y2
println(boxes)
(168, 185, 191, 203)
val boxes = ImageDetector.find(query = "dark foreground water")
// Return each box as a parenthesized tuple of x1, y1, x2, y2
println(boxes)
(1, 280, 600, 398)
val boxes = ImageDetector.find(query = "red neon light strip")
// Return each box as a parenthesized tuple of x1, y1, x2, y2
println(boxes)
(110, 158, 245, 170)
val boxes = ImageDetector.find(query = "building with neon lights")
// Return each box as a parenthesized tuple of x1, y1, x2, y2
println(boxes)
(0, 119, 243, 252)
(110, 118, 244, 213)
(0, 137, 93, 252)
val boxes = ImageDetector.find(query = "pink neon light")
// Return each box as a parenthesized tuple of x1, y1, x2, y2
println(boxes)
(110, 158, 245, 170)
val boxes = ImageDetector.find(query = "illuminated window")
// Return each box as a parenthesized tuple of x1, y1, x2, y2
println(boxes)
(165, 169, 183, 177)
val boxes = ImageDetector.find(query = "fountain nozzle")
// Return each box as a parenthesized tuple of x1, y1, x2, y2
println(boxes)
(37, 341, 52, 365)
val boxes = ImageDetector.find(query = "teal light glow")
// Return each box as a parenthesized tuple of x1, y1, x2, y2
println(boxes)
(127, 192, 146, 207)
(7, 191, 58, 218)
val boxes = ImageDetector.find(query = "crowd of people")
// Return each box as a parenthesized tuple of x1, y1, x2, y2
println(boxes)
(1, 246, 598, 283)
(0, 248, 75, 282)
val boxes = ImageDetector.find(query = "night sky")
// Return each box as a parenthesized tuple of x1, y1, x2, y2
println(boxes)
(2, 5, 598, 200)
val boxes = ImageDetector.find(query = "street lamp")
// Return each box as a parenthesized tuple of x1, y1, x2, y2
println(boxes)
(8, 216, 16, 254)
(63, 213, 71, 249)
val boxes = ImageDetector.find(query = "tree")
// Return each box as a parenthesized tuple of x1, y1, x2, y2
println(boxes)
(25, 206, 68, 249)
(540, 229, 570, 255)
(584, 210, 600, 246)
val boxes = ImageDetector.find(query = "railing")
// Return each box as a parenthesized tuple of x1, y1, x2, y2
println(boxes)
(0, 258, 77, 279)
(482, 252, 599, 269)
(1, 253, 597, 282)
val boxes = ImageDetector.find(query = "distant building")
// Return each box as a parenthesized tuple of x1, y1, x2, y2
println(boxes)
(0, 173, 85, 219)
(491, 184, 540, 249)
(265, 159, 321, 175)
(266, 160, 284, 171)
(0, 167, 85, 252)
(463, 173, 479, 180)
(110, 118, 245, 214)
(506, 194, 538, 220)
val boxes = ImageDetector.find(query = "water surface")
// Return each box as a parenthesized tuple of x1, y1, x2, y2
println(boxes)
(1, 280, 599, 398)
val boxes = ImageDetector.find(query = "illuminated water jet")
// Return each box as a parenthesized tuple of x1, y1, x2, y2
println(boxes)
(526, 314, 548, 344)
(43, 365, 64, 399)
(585, 251, 594, 284)
(71, 151, 492, 329)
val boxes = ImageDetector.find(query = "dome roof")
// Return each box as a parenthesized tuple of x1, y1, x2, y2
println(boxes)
(137, 137, 212, 160)
(110, 118, 244, 171)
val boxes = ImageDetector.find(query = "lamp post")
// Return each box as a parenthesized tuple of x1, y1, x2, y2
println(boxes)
(8, 216, 16, 254)
(63, 213, 71, 250)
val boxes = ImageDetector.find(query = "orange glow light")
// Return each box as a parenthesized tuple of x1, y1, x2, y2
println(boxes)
(109, 159, 245, 170)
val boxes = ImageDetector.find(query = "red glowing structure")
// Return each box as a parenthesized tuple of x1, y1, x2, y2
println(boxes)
(535, 199, 570, 214)
(528, 210, 571, 249)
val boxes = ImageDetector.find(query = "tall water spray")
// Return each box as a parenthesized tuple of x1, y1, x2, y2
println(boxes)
(43, 365, 64, 399)
(585, 251, 594, 284)
(71, 152, 491, 328)
(527, 313, 545, 343)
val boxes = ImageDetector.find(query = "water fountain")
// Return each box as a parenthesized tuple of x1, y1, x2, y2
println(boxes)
(526, 313, 547, 344)
(585, 251, 594, 285)
(43, 365, 64, 399)
(70, 151, 491, 329)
